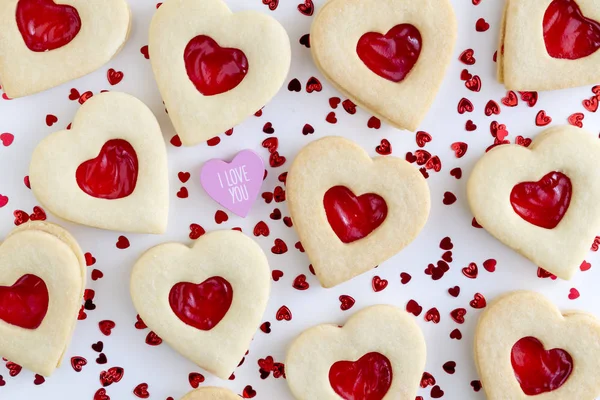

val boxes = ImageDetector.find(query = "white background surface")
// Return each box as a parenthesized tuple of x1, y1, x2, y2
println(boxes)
(1, 0, 600, 399)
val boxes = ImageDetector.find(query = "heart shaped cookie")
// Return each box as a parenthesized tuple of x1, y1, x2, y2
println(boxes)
(498, 0, 600, 90)
(467, 125, 600, 279)
(0, 221, 86, 376)
(0, 0, 131, 98)
(310, 0, 456, 131)
(181, 387, 239, 400)
(149, 0, 291, 146)
(29, 91, 169, 234)
(130, 230, 271, 379)
(475, 291, 600, 399)
(287, 137, 430, 287)
(286, 305, 426, 400)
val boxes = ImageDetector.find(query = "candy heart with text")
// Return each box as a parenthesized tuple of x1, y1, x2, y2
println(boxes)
(130, 230, 271, 379)
(286, 305, 426, 400)
(475, 291, 600, 399)
(149, 0, 291, 146)
(0, 0, 131, 98)
(181, 387, 239, 400)
(29, 92, 169, 234)
(310, 0, 456, 131)
(499, 0, 600, 90)
(0, 222, 85, 376)
(287, 136, 430, 288)
(467, 126, 600, 279)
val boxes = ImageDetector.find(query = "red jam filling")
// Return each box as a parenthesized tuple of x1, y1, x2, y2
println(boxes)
(184, 35, 249, 96)
(356, 24, 422, 82)
(543, 0, 600, 59)
(0, 274, 49, 330)
(511, 336, 573, 395)
(329, 352, 393, 400)
(510, 171, 572, 229)
(76, 139, 139, 200)
(16, 0, 82, 52)
(323, 186, 388, 244)
(169, 276, 233, 331)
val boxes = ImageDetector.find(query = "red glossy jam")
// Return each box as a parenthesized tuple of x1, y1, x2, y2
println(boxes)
(16, 0, 82, 52)
(76, 139, 139, 200)
(543, 0, 600, 59)
(184, 35, 249, 96)
(329, 352, 393, 400)
(511, 336, 573, 395)
(356, 24, 422, 82)
(0, 274, 49, 330)
(169, 276, 233, 331)
(510, 171, 572, 229)
(323, 186, 388, 244)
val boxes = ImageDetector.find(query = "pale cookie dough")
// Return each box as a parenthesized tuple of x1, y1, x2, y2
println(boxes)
(0, 0, 131, 98)
(467, 125, 600, 280)
(130, 230, 271, 380)
(181, 387, 239, 400)
(0, 222, 85, 376)
(287, 136, 430, 288)
(475, 291, 600, 399)
(149, 0, 291, 146)
(499, 0, 600, 90)
(29, 91, 169, 234)
(310, 0, 456, 132)
(286, 305, 426, 400)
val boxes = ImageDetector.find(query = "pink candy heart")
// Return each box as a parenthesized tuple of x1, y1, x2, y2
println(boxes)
(200, 150, 264, 217)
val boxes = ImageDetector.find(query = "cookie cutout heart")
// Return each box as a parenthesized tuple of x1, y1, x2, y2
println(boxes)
(0, 0, 131, 98)
(0, 222, 86, 376)
(181, 387, 239, 400)
(324, 186, 388, 244)
(30, 92, 169, 234)
(286, 305, 426, 400)
(498, 0, 600, 90)
(467, 126, 600, 279)
(510, 171, 572, 229)
(130, 230, 271, 379)
(329, 352, 393, 400)
(511, 336, 573, 395)
(150, 0, 291, 146)
(287, 137, 430, 287)
(310, 0, 456, 131)
(544, 0, 600, 60)
(184, 35, 249, 96)
(169, 277, 233, 331)
(75, 139, 138, 200)
(0, 274, 49, 330)
(16, 0, 82, 52)
(475, 291, 600, 399)
(356, 24, 422, 83)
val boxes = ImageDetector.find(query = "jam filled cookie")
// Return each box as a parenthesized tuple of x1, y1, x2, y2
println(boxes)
(499, 0, 600, 90)
(467, 126, 600, 279)
(287, 137, 430, 288)
(149, 0, 291, 146)
(181, 387, 239, 400)
(29, 92, 169, 234)
(0, 222, 86, 376)
(310, 0, 456, 131)
(130, 230, 271, 379)
(0, 0, 131, 98)
(475, 291, 600, 399)
(286, 305, 426, 400)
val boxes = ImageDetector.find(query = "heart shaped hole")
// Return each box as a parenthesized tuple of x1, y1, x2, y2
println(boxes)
(510, 171, 572, 229)
(0, 274, 49, 329)
(16, 0, 82, 52)
(329, 352, 393, 400)
(169, 276, 233, 331)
